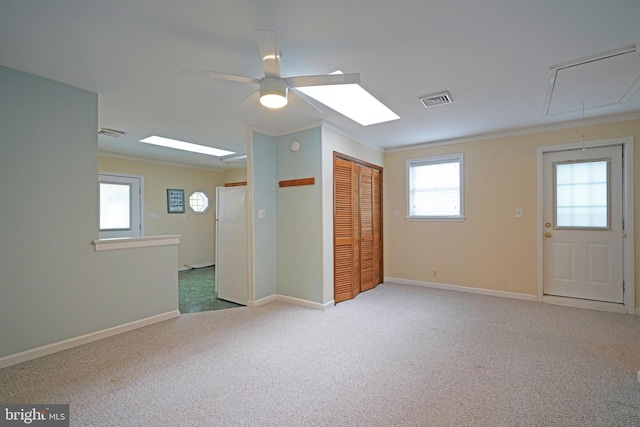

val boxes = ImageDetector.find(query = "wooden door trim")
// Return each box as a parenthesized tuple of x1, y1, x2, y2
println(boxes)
(335, 152, 382, 172)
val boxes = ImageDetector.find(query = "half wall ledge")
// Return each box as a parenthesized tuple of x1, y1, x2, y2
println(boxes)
(93, 235, 181, 252)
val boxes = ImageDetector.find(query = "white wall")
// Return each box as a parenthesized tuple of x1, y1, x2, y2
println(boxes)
(0, 66, 178, 360)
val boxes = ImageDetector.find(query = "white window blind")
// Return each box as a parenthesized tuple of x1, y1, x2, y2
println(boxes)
(407, 154, 464, 219)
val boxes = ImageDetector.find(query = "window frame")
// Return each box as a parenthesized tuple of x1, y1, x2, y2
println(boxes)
(98, 172, 144, 239)
(188, 190, 210, 215)
(406, 153, 465, 221)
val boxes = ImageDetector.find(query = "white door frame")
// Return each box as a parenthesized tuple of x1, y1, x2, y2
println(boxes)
(536, 136, 634, 314)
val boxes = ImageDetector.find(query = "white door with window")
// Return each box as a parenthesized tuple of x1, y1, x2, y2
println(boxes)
(99, 173, 142, 239)
(543, 145, 623, 303)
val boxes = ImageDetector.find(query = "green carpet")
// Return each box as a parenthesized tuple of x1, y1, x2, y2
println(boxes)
(178, 266, 243, 313)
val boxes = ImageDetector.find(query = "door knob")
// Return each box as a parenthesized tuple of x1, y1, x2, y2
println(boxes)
(545, 232, 552, 238)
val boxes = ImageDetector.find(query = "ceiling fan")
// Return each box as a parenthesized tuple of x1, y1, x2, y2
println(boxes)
(179, 29, 360, 110)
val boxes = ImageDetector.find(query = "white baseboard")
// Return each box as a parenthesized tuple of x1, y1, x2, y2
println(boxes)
(384, 277, 538, 302)
(249, 294, 334, 310)
(247, 294, 277, 307)
(183, 262, 214, 269)
(276, 294, 334, 310)
(0, 310, 180, 369)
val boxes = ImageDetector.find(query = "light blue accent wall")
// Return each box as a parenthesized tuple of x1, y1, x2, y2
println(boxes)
(275, 127, 323, 303)
(251, 132, 277, 300)
(0, 66, 178, 358)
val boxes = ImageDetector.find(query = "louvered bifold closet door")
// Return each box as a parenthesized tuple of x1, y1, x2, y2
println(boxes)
(352, 165, 361, 298)
(334, 158, 356, 303)
(359, 166, 376, 292)
(372, 169, 383, 286)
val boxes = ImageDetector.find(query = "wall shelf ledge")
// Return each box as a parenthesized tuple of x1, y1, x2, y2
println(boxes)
(93, 235, 181, 252)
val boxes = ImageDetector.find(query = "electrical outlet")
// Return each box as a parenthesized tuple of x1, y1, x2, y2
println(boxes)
(432, 269, 438, 278)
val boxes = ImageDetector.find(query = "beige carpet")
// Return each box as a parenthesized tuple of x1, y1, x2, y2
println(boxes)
(1, 283, 640, 426)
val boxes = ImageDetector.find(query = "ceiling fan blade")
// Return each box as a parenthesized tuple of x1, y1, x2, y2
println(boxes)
(290, 89, 323, 114)
(231, 90, 260, 112)
(286, 72, 360, 88)
(255, 29, 281, 77)
(178, 67, 259, 85)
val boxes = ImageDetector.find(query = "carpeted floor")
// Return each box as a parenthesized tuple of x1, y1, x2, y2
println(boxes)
(1, 283, 639, 426)
(178, 266, 243, 313)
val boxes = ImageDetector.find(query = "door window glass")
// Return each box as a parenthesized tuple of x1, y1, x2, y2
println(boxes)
(555, 160, 608, 228)
(100, 183, 131, 230)
(98, 173, 142, 239)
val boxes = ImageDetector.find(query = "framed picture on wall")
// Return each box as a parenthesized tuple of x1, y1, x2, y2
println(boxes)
(167, 189, 185, 213)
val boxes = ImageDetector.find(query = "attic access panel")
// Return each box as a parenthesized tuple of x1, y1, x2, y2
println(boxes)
(542, 45, 640, 115)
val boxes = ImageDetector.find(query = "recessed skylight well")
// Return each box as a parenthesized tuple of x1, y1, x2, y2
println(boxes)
(297, 71, 400, 126)
(140, 136, 235, 157)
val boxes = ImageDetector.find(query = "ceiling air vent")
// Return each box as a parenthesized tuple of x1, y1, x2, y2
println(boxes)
(419, 91, 452, 108)
(98, 127, 125, 138)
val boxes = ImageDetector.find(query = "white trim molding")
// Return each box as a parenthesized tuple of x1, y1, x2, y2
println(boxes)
(93, 234, 181, 252)
(543, 296, 627, 314)
(276, 294, 334, 310)
(247, 294, 334, 310)
(536, 136, 635, 314)
(0, 310, 180, 369)
(247, 294, 277, 307)
(385, 277, 538, 301)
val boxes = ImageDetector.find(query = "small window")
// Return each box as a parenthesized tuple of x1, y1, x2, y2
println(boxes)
(407, 153, 464, 220)
(99, 173, 143, 239)
(189, 191, 209, 214)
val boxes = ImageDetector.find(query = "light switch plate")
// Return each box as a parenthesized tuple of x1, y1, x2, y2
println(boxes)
(515, 208, 523, 218)
(258, 209, 266, 219)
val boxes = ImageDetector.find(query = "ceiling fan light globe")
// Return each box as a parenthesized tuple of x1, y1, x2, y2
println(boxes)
(259, 76, 288, 109)
(260, 92, 288, 109)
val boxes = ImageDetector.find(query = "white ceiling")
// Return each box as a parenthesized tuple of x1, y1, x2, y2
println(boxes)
(1, 1, 639, 170)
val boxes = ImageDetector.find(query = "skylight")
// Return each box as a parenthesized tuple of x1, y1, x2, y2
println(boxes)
(139, 136, 235, 157)
(297, 71, 400, 126)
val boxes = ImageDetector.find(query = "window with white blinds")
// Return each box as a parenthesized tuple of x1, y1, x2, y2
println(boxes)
(407, 153, 464, 220)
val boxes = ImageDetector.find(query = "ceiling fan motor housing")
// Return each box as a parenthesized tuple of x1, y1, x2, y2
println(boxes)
(259, 76, 289, 108)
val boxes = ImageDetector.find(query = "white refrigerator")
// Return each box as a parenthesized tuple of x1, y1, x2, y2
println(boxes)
(215, 186, 248, 305)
